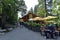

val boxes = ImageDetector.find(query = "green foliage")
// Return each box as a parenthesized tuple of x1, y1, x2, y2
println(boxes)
(34, 5, 38, 13)
(37, 7, 46, 17)
(36, 0, 46, 17)
(0, 0, 27, 25)
(52, 0, 60, 21)
(24, 22, 41, 27)
(17, 0, 27, 16)
(31, 23, 40, 27)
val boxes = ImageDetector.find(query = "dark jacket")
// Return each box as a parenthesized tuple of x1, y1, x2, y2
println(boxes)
(47, 25, 55, 32)
(45, 24, 55, 32)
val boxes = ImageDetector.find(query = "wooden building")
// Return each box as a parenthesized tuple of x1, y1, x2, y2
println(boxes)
(20, 12, 37, 22)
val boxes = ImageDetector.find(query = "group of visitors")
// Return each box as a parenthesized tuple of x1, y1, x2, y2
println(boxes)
(43, 23, 59, 39)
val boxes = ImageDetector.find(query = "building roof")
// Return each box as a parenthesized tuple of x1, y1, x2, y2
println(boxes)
(20, 12, 37, 21)
(22, 12, 37, 18)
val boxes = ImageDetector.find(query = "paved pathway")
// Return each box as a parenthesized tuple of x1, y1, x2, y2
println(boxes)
(0, 26, 60, 40)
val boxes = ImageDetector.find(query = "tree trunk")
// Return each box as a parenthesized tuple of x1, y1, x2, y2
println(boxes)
(1, 13, 6, 29)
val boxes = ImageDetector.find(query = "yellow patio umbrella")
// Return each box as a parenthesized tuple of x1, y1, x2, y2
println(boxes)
(44, 16, 57, 20)
(33, 17, 44, 21)
(46, 21, 55, 23)
(48, 16, 57, 18)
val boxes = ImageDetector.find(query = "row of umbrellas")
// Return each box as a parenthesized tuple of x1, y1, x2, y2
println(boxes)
(29, 16, 57, 21)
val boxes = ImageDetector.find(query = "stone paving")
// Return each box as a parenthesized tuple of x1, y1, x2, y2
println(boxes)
(0, 26, 60, 40)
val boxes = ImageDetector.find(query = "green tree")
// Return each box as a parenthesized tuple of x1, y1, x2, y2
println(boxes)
(18, 0, 27, 16)
(52, 0, 57, 15)
(0, 0, 19, 29)
(34, 5, 38, 14)
(36, 0, 46, 17)
(52, 0, 60, 18)
(30, 7, 34, 13)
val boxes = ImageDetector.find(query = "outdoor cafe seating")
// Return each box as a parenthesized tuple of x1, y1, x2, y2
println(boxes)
(21, 16, 60, 39)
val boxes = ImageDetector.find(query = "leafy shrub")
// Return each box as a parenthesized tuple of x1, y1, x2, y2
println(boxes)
(24, 22, 41, 27)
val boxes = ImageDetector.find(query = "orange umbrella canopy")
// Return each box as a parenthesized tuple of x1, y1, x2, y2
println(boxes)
(33, 17, 44, 21)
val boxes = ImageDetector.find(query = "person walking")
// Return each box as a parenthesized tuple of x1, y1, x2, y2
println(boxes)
(19, 21, 23, 28)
